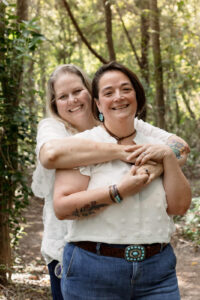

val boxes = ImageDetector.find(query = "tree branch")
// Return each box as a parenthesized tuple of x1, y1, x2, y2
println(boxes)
(61, 0, 107, 64)
(116, 5, 142, 69)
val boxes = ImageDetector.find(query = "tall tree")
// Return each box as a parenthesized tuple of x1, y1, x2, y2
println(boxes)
(102, 0, 116, 61)
(139, 0, 150, 85)
(0, 3, 11, 284)
(149, 0, 165, 128)
(0, 0, 29, 284)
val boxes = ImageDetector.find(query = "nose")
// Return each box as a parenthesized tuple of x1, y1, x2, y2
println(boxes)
(68, 94, 77, 103)
(114, 89, 123, 101)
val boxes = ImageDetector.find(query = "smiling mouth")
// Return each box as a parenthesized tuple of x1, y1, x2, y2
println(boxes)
(112, 104, 129, 110)
(69, 104, 83, 113)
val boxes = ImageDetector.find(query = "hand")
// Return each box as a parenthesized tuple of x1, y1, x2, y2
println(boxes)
(119, 144, 144, 164)
(125, 144, 173, 166)
(136, 163, 163, 184)
(117, 165, 149, 198)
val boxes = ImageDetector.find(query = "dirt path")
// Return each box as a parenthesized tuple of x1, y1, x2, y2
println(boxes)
(1, 196, 199, 300)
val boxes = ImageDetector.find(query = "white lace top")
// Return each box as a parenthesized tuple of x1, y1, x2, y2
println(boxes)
(31, 118, 172, 264)
(65, 126, 175, 244)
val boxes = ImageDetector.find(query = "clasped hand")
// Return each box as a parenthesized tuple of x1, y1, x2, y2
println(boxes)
(124, 144, 173, 166)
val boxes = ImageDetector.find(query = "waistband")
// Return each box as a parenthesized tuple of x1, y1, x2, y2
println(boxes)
(72, 241, 168, 262)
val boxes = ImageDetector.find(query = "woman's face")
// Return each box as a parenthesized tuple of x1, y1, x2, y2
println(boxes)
(54, 72, 92, 129)
(96, 70, 137, 123)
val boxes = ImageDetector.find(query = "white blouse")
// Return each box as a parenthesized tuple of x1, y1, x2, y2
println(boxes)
(31, 118, 172, 264)
(65, 126, 175, 244)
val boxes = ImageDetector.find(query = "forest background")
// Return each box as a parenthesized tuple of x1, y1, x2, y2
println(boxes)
(0, 0, 200, 298)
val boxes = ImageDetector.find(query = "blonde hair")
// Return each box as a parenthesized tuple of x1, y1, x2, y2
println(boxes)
(46, 64, 92, 133)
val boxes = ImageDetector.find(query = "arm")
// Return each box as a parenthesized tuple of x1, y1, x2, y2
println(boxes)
(125, 136, 189, 167)
(165, 135, 190, 166)
(128, 144, 191, 215)
(41, 138, 130, 169)
(162, 149, 191, 215)
(53, 166, 149, 220)
(38, 118, 140, 169)
(134, 118, 190, 166)
(39, 118, 189, 169)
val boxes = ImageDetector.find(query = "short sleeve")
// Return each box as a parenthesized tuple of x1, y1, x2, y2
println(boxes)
(32, 118, 69, 198)
(36, 118, 70, 158)
(134, 118, 173, 143)
(79, 166, 92, 177)
(31, 161, 55, 198)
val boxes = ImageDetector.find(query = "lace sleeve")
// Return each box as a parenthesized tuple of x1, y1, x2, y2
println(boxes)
(135, 118, 172, 143)
(31, 162, 55, 198)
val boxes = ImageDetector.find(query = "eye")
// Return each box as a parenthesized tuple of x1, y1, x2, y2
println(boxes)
(74, 89, 82, 94)
(123, 87, 132, 92)
(59, 95, 68, 101)
(104, 91, 112, 97)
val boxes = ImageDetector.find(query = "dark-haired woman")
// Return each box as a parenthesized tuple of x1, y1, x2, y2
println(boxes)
(53, 62, 191, 299)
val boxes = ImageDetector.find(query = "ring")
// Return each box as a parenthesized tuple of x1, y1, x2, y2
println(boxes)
(145, 169, 149, 175)
(143, 152, 147, 156)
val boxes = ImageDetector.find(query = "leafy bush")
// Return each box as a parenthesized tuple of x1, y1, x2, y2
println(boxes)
(181, 197, 200, 245)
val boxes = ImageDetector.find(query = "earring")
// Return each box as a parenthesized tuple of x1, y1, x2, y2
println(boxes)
(99, 112, 104, 122)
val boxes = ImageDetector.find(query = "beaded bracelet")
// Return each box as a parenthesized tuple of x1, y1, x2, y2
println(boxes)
(108, 184, 123, 204)
(108, 185, 116, 203)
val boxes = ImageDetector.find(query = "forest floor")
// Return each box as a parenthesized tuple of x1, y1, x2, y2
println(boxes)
(0, 177, 200, 300)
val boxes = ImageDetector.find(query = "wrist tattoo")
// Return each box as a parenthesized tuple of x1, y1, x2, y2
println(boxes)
(72, 201, 108, 218)
(167, 140, 186, 159)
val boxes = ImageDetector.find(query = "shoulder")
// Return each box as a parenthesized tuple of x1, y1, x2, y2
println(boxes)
(75, 126, 110, 143)
(36, 118, 70, 155)
(38, 118, 66, 130)
(135, 118, 172, 142)
(37, 118, 69, 139)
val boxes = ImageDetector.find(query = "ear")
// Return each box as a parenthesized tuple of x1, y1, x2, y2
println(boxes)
(95, 98, 102, 112)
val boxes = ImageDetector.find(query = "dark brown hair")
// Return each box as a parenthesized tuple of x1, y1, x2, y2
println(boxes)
(92, 61, 146, 119)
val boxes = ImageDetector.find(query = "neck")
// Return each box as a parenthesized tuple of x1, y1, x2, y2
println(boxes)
(103, 121, 136, 144)
(77, 116, 97, 132)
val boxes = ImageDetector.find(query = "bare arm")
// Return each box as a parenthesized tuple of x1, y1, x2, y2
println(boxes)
(165, 135, 190, 166)
(130, 144, 191, 215)
(125, 135, 189, 167)
(53, 166, 148, 220)
(40, 138, 131, 169)
(162, 149, 191, 215)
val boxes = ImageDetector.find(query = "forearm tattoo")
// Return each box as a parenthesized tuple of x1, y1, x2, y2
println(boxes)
(71, 201, 108, 218)
(167, 139, 186, 159)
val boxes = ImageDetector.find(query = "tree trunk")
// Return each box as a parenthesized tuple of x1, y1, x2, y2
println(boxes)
(0, 0, 28, 284)
(0, 2, 11, 284)
(149, 0, 165, 129)
(102, 0, 116, 61)
(140, 0, 150, 85)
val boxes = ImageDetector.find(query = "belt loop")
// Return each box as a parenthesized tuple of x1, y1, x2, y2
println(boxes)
(96, 242, 101, 255)
(160, 243, 164, 252)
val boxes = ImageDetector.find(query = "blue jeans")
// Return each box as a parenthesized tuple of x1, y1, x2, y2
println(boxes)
(61, 243, 180, 300)
(48, 260, 64, 300)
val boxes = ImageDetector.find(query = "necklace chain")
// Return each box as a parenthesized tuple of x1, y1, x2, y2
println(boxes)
(103, 123, 136, 144)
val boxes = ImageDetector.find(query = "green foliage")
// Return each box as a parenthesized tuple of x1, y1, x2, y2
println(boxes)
(181, 197, 200, 245)
(0, 2, 44, 247)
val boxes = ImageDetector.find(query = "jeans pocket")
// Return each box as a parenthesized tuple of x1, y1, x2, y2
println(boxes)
(62, 243, 77, 278)
(167, 244, 177, 269)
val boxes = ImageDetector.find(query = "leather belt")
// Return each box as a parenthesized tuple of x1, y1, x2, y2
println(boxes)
(72, 241, 168, 262)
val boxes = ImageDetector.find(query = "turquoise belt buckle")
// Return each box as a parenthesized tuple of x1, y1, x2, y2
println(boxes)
(125, 245, 146, 262)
